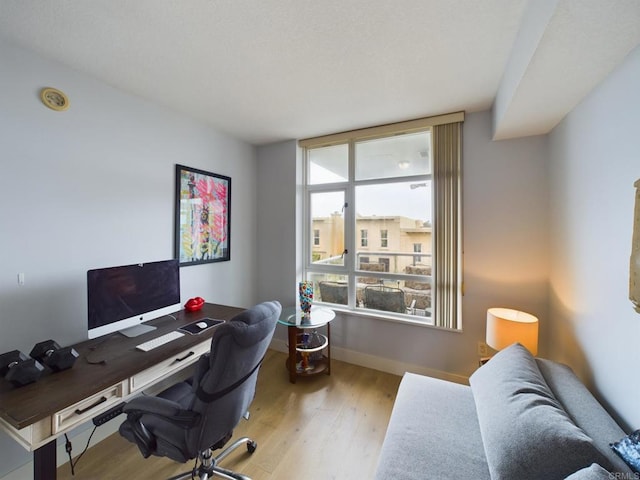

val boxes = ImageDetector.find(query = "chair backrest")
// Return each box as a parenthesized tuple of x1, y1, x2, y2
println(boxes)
(364, 286, 405, 313)
(185, 300, 281, 455)
(319, 281, 348, 305)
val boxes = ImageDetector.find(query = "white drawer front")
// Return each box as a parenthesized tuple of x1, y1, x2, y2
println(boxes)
(130, 341, 209, 392)
(52, 382, 125, 434)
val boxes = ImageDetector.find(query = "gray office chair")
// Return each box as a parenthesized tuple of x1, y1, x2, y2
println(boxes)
(119, 301, 281, 480)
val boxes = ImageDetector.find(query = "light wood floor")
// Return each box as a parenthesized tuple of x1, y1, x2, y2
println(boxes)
(57, 350, 401, 480)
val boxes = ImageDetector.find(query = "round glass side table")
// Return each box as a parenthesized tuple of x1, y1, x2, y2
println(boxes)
(277, 305, 335, 383)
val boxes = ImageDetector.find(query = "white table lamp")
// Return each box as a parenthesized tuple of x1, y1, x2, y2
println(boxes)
(486, 307, 539, 356)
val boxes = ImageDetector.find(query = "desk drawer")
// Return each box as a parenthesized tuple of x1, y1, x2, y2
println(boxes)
(130, 341, 209, 392)
(52, 382, 125, 434)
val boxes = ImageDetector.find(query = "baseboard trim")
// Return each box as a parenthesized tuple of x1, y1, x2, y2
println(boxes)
(269, 338, 469, 385)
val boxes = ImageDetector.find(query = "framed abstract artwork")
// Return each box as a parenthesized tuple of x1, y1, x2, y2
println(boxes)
(631, 179, 640, 313)
(175, 164, 231, 266)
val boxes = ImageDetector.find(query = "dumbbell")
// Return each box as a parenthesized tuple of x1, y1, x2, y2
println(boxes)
(0, 350, 45, 387)
(30, 340, 79, 372)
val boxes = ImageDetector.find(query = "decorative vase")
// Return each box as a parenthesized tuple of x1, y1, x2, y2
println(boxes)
(298, 281, 314, 314)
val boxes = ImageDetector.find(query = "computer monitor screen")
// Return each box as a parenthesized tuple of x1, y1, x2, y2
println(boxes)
(87, 259, 181, 339)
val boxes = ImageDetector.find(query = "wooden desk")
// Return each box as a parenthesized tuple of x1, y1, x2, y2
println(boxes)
(0, 303, 244, 480)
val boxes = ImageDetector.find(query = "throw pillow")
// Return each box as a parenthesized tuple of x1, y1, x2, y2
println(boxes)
(610, 430, 640, 473)
(469, 343, 613, 480)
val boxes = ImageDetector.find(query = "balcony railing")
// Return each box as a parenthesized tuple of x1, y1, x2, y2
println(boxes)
(310, 251, 432, 321)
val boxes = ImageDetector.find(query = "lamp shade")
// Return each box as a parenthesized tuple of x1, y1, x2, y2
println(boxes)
(486, 307, 539, 355)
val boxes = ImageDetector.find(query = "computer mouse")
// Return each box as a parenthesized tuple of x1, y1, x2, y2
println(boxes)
(196, 321, 208, 329)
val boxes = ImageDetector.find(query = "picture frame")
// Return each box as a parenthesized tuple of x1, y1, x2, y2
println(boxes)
(175, 164, 231, 266)
(630, 179, 640, 313)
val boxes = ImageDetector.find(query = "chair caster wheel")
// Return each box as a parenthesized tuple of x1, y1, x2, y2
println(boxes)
(247, 440, 257, 454)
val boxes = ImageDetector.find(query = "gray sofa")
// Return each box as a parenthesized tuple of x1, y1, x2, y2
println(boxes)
(374, 343, 634, 479)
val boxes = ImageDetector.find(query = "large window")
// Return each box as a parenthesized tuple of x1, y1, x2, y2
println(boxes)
(301, 114, 463, 328)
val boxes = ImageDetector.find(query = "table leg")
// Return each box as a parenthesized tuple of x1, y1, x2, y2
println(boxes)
(287, 325, 298, 383)
(326, 322, 331, 376)
(34, 439, 56, 480)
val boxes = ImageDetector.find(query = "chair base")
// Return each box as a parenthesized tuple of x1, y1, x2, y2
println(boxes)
(167, 437, 256, 480)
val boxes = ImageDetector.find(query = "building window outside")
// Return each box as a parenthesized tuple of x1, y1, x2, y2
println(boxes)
(379, 258, 390, 272)
(413, 243, 422, 264)
(361, 229, 368, 247)
(380, 230, 388, 248)
(301, 114, 463, 329)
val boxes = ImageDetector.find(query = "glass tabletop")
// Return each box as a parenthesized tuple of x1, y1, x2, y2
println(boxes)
(277, 305, 335, 328)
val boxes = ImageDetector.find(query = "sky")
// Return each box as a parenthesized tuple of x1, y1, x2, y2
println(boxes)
(310, 163, 432, 223)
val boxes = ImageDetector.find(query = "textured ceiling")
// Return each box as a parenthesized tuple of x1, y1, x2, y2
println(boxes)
(0, 1, 639, 145)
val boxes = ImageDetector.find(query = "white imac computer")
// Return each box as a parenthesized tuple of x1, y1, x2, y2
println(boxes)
(87, 259, 181, 339)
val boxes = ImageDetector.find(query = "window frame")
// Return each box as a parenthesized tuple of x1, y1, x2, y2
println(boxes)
(300, 112, 463, 328)
(306, 188, 348, 269)
(302, 141, 433, 323)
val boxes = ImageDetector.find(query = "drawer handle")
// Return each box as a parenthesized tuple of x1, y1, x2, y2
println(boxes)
(75, 396, 107, 415)
(175, 351, 195, 362)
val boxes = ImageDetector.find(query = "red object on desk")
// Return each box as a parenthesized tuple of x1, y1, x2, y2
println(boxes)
(184, 297, 205, 312)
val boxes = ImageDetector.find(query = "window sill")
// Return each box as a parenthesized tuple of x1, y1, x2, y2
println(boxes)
(317, 303, 462, 332)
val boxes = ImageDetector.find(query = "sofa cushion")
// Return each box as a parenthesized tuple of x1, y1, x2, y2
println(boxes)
(469, 343, 613, 480)
(564, 463, 612, 479)
(374, 372, 490, 480)
(536, 358, 633, 473)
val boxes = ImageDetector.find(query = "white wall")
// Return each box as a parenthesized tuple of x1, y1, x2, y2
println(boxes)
(257, 110, 549, 380)
(0, 40, 257, 477)
(548, 45, 640, 430)
(256, 140, 300, 306)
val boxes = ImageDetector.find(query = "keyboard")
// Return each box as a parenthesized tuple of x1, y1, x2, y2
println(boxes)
(136, 331, 185, 352)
